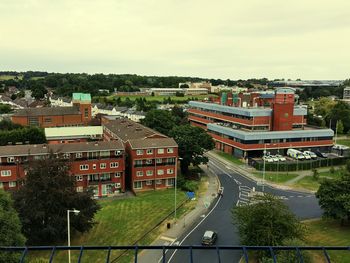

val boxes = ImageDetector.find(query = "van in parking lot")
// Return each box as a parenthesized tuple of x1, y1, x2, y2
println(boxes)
(287, 149, 305, 160)
(303, 151, 317, 159)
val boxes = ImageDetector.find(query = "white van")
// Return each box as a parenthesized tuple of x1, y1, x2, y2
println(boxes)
(303, 151, 317, 159)
(287, 149, 305, 160)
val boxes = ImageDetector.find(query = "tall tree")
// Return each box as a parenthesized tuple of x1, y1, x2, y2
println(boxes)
(141, 109, 177, 136)
(14, 154, 100, 244)
(0, 190, 26, 263)
(170, 125, 214, 175)
(232, 194, 305, 260)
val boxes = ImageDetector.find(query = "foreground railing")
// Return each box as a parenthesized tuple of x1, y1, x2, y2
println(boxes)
(1, 245, 350, 263)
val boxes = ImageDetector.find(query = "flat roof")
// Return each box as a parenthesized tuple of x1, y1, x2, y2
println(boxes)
(72, 93, 91, 102)
(208, 123, 334, 141)
(0, 141, 124, 157)
(45, 126, 103, 139)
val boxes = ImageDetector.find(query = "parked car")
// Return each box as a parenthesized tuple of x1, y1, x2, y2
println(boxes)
(287, 149, 305, 160)
(302, 153, 312, 160)
(315, 150, 328, 158)
(303, 151, 317, 159)
(202, 230, 218, 246)
(275, 154, 286, 161)
(268, 155, 279, 162)
(262, 156, 274, 163)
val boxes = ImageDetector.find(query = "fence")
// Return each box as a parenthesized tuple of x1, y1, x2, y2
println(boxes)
(1, 245, 349, 263)
(249, 157, 349, 172)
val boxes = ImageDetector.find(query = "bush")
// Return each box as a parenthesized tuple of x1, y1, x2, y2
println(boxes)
(312, 169, 319, 180)
(177, 175, 199, 192)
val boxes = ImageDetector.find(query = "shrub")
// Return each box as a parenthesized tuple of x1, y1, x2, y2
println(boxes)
(312, 169, 319, 181)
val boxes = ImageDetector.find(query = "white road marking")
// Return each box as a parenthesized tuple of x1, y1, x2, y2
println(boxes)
(166, 194, 223, 263)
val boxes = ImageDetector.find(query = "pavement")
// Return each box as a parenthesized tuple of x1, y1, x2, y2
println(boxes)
(137, 164, 220, 263)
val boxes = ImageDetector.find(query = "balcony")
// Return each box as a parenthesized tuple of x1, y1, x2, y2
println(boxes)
(1, 245, 349, 263)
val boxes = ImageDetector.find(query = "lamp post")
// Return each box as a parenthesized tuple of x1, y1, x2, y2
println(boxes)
(175, 157, 183, 221)
(67, 209, 80, 263)
(262, 144, 266, 192)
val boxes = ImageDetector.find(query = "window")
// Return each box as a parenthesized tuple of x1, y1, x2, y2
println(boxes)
(167, 148, 174, 153)
(134, 181, 142, 189)
(157, 169, 164, 176)
(156, 158, 162, 164)
(115, 182, 121, 188)
(44, 117, 52, 123)
(146, 149, 153, 155)
(136, 171, 143, 177)
(167, 158, 175, 163)
(84, 108, 89, 118)
(76, 152, 83, 158)
(1, 170, 11, 177)
(146, 170, 153, 176)
(80, 164, 89, 171)
(76, 186, 83, 192)
(100, 163, 106, 169)
(100, 173, 111, 181)
(110, 162, 119, 168)
(166, 178, 175, 186)
(134, 160, 143, 167)
(0, 182, 3, 188)
(115, 150, 122, 156)
(145, 159, 152, 165)
(115, 172, 121, 178)
(157, 148, 164, 154)
(146, 180, 152, 186)
(136, 150, 144, 155)
(156, 179, 162, 185)
(7, 157, 14, 163)
(9, 181, 16, 188)
(76, 175, 83, 181)
(63, 153, 70, 159)
(93, 164, 97, 170)
(167, 168, 174, 174)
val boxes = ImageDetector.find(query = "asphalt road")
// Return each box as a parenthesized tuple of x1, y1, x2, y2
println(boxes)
(165, 156, 322, 263)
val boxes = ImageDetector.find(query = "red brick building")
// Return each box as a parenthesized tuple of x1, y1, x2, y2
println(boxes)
(0, 141, 125, 197)
(103, 117, 178, 192)
(11, 93, 92, 128)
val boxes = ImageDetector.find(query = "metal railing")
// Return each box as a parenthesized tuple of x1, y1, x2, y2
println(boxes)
(1, 245, 349, 263)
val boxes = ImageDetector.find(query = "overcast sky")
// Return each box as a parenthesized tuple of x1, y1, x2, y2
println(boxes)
(0, 0, 349, 80)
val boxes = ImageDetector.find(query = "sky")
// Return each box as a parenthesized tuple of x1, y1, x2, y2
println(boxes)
(0, 0, 349, 80)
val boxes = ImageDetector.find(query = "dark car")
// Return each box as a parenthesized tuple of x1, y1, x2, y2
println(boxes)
(315, 150, 327, 158)
(201, 230, 217, 246)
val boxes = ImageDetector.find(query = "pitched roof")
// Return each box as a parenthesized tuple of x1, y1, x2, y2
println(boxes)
(128, 137, 177, 149)
(103, 118, 166, 142)
(0, 141, 124, 157)
(13, 106, 80, 117)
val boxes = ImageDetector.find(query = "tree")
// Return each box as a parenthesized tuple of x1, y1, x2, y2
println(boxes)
(0, 190, 26, 263)
(169, 125, 215, 175)
(329, 101, 350, 133)
(171, 106, 188, 125)
(14, 154, 100, 244)
(314, 97, 336, 118)
(141, 109, 177, 136)
(336, 120, 344, 134)
(232, 194, 305, 260)
(315, 173, 350, 225)
(0, 103, 12, 114)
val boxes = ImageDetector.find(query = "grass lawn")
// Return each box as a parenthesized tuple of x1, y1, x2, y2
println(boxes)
(337, 138, 350, 147)
(0, 74, 20, 80)
(215, 151, 244, 165)
(252, 171, 299, 184)
(293, 168, 344, 191)
(304, 219, 350, 262)
(28, 189, 189, 263)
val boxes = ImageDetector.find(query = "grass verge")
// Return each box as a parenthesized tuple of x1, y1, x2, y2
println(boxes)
(214, 151, 244, 165)
(252, 171, 299, 184)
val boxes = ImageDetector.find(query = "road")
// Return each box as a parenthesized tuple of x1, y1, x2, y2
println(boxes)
(165, 155, 322, 263)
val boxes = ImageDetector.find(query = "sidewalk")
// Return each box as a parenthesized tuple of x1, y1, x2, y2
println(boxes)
(137, 164, 220, 263)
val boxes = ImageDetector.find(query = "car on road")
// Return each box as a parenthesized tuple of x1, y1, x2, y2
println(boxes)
(275, 154, 286, 161)
(201, 230, 218, 246)
(262, 156, 273, 163)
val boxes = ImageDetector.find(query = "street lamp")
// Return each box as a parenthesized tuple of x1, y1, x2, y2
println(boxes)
(262, 144, 266, 192)
(175, 157, 183, 221)
(67, 209, 80, 263)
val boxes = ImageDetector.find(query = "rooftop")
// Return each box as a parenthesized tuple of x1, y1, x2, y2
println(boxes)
(0, 141, 124, 157)
(103, 118, 166, 142)
(13, 106, 80, 117)
(128, 137, 177, 149)
(45, 126, 103, 139)
(72, 93, 91, 102)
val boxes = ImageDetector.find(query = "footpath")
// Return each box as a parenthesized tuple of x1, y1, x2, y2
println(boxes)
(137, 164, 220, 263)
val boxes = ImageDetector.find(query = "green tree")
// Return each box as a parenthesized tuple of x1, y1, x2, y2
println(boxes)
(0, 104, 12, 114)
(0, 190, 26, 263)
(314, 97, 336, 118)
(171, 106, 188, 125)
(14, 154, 100, 244)
(316, 173, 350, 225)
(170, 125, 215, 175)
(329, 101, 350, 133)
(336, 120, 344, 134)
(232, 194, 305, 260)
(141, 109, 177, 136)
